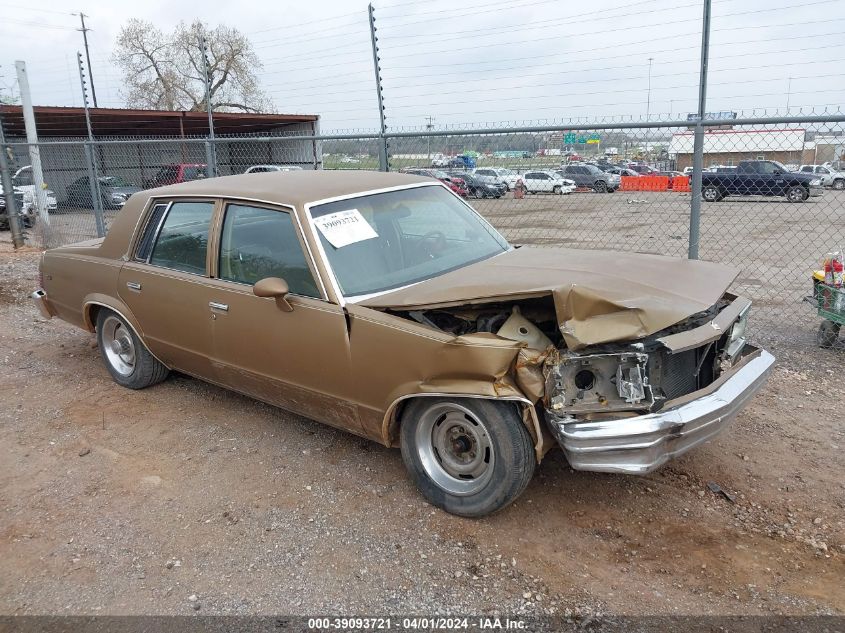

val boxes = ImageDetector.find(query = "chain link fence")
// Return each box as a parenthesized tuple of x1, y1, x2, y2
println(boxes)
(2, 114, 845, 351)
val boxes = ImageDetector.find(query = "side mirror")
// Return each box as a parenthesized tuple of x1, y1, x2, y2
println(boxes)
(253, 277, 293, 312)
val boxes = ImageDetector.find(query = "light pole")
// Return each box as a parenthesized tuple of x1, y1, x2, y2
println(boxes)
(645, 57, 654, 159)
(425, 115, 435, 162)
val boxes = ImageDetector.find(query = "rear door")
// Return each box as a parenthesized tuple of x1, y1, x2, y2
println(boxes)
(118, 199, 218, 380)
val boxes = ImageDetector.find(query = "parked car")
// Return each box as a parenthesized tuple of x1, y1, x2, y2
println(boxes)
(245, 165, 304, 174)
(403, 168, 468, 196)
(657, 171, 685, 188)
(11, 165, 58, 213)
(627, 164, 660, 175)
(701, 160, 822, 202)
(520, 170, 576, 195)
(798, 164, 845, 190)
(431, 156, 449, 167)
(64, 175, 142, 209)
(619, 168, 641, 177)
(557, 164, 620, 192)
(143, 164, 208, 189)
(682, 166, 694, 176)
(447, 171, 504, 198)
(31, 171, 774, 517)
(0, 190, 33, 229)
(473, 167, 521, 191)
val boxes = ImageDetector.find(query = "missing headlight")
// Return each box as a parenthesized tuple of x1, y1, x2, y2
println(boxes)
(547, 352, 655, 415)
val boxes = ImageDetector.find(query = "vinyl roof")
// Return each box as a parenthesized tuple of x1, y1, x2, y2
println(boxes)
(0, 105, 318, 138)
(144, 170, 435, 207)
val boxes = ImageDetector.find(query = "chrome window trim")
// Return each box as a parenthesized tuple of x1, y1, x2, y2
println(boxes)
(302, 181, 510, 306)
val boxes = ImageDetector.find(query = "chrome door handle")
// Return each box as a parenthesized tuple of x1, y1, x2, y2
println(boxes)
(126, 281, 142, 291)
(209, 301, 229, 312)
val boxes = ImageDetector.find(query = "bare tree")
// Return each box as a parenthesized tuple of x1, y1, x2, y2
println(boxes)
(113, 19, 272, 113)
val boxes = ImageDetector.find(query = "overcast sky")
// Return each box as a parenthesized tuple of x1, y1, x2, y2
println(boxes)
(0, 0, 843, 132)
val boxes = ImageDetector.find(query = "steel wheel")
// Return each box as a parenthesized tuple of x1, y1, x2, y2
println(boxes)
(414, 402, 495, 496)
(101, 314, 136, 377)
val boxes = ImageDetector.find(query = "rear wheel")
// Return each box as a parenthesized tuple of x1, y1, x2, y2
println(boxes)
(400, 398, 535, 517)
(96, 309, 169, 389)
(817, 320, 840, 348)
(786, 185, 808, 203)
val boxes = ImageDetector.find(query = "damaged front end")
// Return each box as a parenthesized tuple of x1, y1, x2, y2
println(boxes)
(542, 295, 774, 473)
(387, 291, 774, 474)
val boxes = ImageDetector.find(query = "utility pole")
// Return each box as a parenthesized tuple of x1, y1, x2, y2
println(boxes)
(199, 33, 217, 177)
(645, 57, 654, 122)
(425, 115, 435, 163)
(688, 0, 712, 260)
(786, 77, 792, 112)
(74, 13, 97, 108)
(0, 111, 24, 248)
(15, 61, 51, 233)
(368, 3, 389, 171)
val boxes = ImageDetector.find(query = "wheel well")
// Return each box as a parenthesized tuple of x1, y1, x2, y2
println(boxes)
(86, 303, 103, 331)
(386, 394, 542, 461)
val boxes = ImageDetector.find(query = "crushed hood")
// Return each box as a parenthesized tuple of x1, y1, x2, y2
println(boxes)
(359, 247, 739, 349)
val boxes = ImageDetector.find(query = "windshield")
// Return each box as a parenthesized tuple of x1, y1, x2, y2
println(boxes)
(500, 169, 516, 176)
(310, 184, 509, 297)
(100, 176, 131, 187)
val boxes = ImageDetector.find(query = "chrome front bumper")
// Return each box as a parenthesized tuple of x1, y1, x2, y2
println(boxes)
(548, 349, 775, 474)
(31, 289, 55, 319)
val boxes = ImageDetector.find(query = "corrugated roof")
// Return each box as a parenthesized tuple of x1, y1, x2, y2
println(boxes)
(669, 128, 807, 154)
(0, 105, 318, 138)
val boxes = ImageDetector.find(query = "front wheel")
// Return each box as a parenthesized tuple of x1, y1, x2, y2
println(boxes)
(594, 181, 608, 193)
(553, 185, 562, 195)
(702, 184, 723, 202)
(786, 185, 808, 203)
(832, 179, 845, 190)
(400, 398, 535, 517)
(96, 309, 169, 389)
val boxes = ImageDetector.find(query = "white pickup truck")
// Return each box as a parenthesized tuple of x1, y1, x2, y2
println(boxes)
(799, 164, 845, 190)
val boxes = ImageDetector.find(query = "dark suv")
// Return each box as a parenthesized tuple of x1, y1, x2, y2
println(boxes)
(556, 164, 620, 193)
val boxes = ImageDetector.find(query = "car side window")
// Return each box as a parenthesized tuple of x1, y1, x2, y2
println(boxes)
(135, 203, 170, 261)
(800, 166, 812, 173)
(219, 203, 320, 298)
(149, 201, 214, 275)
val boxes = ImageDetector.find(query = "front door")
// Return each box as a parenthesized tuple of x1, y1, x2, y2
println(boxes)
(203, 201, 361, 435)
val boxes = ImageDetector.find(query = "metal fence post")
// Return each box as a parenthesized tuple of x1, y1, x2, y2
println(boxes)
(77, 52, 105, 238)
(0, 113, 24, 248)
(15, 61, 51, 230)
(368, 3, 389, 171)
(688, 0, 712, 260)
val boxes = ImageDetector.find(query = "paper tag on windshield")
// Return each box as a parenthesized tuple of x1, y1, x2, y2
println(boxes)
(314, 208, 379, 248)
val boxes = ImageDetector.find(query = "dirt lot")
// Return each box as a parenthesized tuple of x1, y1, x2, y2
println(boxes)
(1, 192, 844, 617)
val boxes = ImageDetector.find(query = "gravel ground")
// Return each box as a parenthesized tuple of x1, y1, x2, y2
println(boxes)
(1, 229, 843, 618)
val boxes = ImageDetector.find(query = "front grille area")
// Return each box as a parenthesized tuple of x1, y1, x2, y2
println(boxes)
(659, 349, 698, 399)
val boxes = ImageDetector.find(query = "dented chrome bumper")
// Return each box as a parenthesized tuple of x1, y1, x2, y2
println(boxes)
(548, 348, 775, 474)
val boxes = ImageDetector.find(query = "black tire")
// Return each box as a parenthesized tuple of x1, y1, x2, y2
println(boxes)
(96, 308, 169, 389)
(702, 184, 723, 202)
(399, 397, 535, 517)
(552, 185, 562, 195)
(833, 179, 845, 191)
(786, 184, 808, 203)
(504, 183, 511, 192)
(594, 180, 608, 193)
(817, 320, 840, 348)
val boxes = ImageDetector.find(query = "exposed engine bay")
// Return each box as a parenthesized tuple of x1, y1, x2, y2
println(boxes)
(387, 294, 750, 417)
